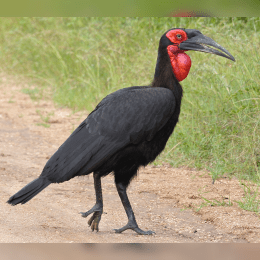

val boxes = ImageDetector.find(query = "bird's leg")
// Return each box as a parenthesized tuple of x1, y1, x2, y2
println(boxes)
(114, 182, 155, 235)
(80, 172, 103, 232)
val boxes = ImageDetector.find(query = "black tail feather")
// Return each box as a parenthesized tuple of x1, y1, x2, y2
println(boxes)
(7, 178, 50, 205)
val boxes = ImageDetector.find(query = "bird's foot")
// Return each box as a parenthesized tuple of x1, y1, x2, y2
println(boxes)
(80, 204, 103, 232)
(114, 220, 155, 235)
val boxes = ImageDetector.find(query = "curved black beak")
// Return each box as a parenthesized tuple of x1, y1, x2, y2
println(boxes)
(179, 30, 235, 62)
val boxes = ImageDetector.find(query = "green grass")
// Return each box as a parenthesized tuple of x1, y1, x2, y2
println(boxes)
(235, 183, 260, 214)
(35, 109, 54, 128)
(0, 17, 259, 182)
(22, 87, 41, 100)
(196, 197, 233, 212)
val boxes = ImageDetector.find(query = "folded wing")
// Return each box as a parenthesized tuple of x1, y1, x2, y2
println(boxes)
(40, 87, 176, 183)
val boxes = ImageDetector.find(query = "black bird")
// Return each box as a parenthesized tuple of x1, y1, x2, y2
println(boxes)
(7, 28, 235, 235)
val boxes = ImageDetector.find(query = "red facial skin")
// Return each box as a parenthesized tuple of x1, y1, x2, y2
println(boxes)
(166, 29, 191, 82)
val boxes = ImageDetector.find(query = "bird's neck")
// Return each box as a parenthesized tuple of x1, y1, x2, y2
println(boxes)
(152, 48, 183, 105)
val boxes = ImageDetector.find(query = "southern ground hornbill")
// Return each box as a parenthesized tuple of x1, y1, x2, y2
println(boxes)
(7, 28, 235, 235)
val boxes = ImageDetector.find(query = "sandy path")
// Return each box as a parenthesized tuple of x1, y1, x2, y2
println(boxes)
(0, 74, 259, 242)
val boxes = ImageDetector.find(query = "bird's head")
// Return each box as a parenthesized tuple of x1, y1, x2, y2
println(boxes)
(159, 28, 235, 82)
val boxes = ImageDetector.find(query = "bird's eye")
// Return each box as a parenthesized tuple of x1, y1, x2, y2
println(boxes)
(176, 34, 182, 39)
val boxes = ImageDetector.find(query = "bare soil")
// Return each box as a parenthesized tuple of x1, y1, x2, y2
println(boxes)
(1, 74, 260, 243)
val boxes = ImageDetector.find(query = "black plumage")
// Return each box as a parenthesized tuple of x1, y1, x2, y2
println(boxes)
(7, 28, 235, 235)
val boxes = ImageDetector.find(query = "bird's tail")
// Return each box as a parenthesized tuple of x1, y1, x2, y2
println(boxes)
(7, 177, 51, 205)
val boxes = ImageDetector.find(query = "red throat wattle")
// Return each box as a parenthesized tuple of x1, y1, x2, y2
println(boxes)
(167, 46, 191, 82)
(166, 29, 191, 82)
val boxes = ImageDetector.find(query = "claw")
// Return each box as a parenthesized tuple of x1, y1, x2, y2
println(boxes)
(88, 213, 101, 232)
(80, 212, 90, 218)
(80, 203, 103, 232)
(80, 207, 96, 218)
(88, 214, 95, 226)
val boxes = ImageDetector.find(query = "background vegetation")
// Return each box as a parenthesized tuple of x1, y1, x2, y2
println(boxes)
(0, 17, 259, 182)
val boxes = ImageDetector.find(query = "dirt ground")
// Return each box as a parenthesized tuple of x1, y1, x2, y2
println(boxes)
(1, 74, 260, 243)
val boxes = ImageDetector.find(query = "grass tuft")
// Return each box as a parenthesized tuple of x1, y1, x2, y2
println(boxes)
(196, 197, 233, 212)
(35, 109, 53, 128)
(235, 183, 260, 214)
